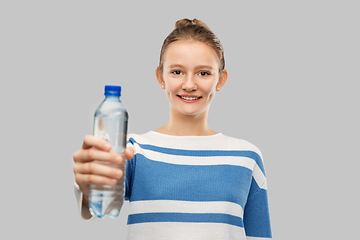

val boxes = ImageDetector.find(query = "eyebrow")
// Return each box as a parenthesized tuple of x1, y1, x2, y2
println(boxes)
(195, 65, 214, 70)
(168, 64, 184, 69)
(168, 64, 214, 70)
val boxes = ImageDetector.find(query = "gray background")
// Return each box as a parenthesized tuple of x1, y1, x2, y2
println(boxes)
(1, 0, 359, 239)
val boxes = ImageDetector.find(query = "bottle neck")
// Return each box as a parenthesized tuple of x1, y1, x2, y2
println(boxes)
(105, 95, 121, 101)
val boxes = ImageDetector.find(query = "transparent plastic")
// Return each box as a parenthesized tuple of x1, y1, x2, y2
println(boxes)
(89, 85, 128, 219)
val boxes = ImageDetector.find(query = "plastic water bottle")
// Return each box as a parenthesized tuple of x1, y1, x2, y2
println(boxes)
(89, 85, 128, 219)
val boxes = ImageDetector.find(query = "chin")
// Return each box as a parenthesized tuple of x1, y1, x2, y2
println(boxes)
(178, 107, 209, 117)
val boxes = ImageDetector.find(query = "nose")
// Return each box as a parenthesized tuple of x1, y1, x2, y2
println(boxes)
(182, 75, 197, 91)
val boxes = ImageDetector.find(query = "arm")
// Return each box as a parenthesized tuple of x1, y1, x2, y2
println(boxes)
(243, 180, 272, 239)
(240, 145, 272, 238)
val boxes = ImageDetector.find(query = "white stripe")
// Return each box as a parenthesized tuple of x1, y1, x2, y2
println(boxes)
(253, 164, 267, 190)
(126, 222, 246, 240)
(134, 143, 255, 169)
(129, 200, 244, 219)
(129, 132, 262, 155)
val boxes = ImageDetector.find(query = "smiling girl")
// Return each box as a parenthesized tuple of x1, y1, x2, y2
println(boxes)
(73, 18, 272, 240)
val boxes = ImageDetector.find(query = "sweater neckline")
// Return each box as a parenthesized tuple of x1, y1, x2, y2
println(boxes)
(148, 130, 223, 139)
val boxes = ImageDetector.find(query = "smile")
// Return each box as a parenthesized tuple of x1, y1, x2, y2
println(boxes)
(178, 95, 202, 101)
(181, 96, 200, 100)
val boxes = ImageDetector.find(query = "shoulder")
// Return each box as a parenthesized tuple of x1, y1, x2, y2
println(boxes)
(217, 134, 263, 159)
(220, 135, 267, 177)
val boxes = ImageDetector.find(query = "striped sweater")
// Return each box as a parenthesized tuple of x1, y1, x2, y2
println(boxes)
(124, 131, 272, 239)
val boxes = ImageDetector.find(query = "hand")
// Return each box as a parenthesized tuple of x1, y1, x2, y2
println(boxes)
(73, 135, 134, 205)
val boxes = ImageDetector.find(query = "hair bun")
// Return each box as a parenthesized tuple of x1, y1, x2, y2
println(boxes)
(174, 18, 209, 30)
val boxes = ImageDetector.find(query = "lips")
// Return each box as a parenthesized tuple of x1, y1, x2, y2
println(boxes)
(177, 94, 202, 102)
(180, 96, 200, 100)
(177, 95, 202, 102)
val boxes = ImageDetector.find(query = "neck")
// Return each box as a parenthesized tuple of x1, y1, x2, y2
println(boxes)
(156, 108, 217, 136)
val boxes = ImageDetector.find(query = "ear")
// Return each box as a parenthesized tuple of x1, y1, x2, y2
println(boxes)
(216, 69, 228, 91)
(155, 67, 165, 89)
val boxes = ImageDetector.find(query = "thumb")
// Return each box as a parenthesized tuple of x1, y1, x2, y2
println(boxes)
(124, 146, 134, 160)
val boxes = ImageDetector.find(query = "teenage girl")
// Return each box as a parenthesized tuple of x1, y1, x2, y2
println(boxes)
(73, 18, 272, 240)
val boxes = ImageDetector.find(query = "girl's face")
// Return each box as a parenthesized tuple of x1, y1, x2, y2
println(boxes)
(156, 39, 227, 117)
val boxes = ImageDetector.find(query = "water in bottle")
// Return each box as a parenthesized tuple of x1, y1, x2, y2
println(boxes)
(89, 85, 128, 219)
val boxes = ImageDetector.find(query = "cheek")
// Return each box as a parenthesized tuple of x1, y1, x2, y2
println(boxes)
(164, 79, 180, 96)
(165, 83, 178, 100)
(201, 82, 217, 97)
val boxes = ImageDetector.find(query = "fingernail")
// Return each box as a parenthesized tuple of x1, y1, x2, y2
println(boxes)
(116, 156, 122, 164)
(116, 170, 122, 178)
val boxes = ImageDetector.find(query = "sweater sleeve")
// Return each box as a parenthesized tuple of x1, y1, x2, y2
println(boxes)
(243, 177, 272, 238)
(74, 182, 96, 220)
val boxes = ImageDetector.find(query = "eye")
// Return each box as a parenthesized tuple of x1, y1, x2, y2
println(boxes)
(199, 71, 211, 76)
(171, 70, 182, 75)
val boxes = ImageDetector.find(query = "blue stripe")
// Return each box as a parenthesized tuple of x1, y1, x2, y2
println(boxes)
(127, 212, 244, 228)
(129, 155, 253, 208)
(128, 137, 265, 175)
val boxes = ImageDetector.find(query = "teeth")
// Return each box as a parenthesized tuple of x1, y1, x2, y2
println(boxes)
(181, 96, 199, 100)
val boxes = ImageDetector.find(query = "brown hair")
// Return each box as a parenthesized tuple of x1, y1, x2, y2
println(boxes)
(159, 18, 225, 72)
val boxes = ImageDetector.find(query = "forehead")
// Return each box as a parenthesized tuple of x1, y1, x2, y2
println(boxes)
(163, 39, 220, 68)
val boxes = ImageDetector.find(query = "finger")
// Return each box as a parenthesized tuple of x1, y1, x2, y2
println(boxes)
(124, 147, 134, 160)
(75, 148, 121, 164)
(74, 162, 124, 179)
(82, 135, 112, 151)
(76, 173, 118, 187)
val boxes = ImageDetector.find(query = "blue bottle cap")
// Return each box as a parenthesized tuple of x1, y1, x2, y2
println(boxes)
(104, 85, 121, 96)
